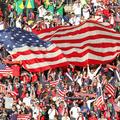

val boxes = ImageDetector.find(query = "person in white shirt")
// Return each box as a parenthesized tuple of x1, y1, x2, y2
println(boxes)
(48, 104, 58, 120)
(91, 0, 99, 8)
(0, 21, 4, 30)
(23, 93, 31, 107)
(38, 5, 47, 18)
(82, 4, 90, 20)
(69, 103, 81, 120)
(69, 13, 80, 26)
(86, 98, 96, 110)
(44, 12, 53, 22)
(4, 92, 13, 110)
(87, 64, 101, 80)
(116, 95, 120, 108)
(16, 15, 22, 29)
(72, 0, 82, 18)
(62, 112, 70, 120)
(32, 102, 40, 120)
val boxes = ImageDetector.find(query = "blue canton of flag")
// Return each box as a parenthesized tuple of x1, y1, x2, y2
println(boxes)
(0, 27, 52, 51)
(0, 27, 68, 72)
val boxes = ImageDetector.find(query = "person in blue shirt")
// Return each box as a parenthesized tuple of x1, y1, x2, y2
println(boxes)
(80, 101, 90, 119)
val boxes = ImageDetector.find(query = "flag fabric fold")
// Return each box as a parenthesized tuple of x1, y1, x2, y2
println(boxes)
(57, 83, 67, 97)
(105, 83, 116, 97)
(95, 95, 104, 108)
(33, 20, 120, 67)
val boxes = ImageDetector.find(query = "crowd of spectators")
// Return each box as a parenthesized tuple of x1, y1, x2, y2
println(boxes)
(0, 52, 120, 120)
(0, 0, 120, 120)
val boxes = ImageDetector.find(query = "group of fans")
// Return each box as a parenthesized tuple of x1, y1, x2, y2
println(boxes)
(0, 53, 120, 120)
(0, 0, 120, 120)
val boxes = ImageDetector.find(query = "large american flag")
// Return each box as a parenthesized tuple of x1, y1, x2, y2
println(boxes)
(1, 20, 120, 72)
(33, 20, 120, 67)
(0, 27, 68, 72)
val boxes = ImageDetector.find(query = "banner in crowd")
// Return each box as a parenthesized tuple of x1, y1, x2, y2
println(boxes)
(32, 20, 120, 71)
(1, 20, 120, 72)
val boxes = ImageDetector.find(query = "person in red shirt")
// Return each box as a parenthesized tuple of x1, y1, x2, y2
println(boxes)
(95, 6, 103, 16)
(102, 5, 111, 22)
(31, 73, 38, 83)
(0, 8, 3, 17)
(20, 73, 31, 84)
(88, 112, 98, 120)
(37, 112, 45, 120)
(35, 0, 41, 7)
